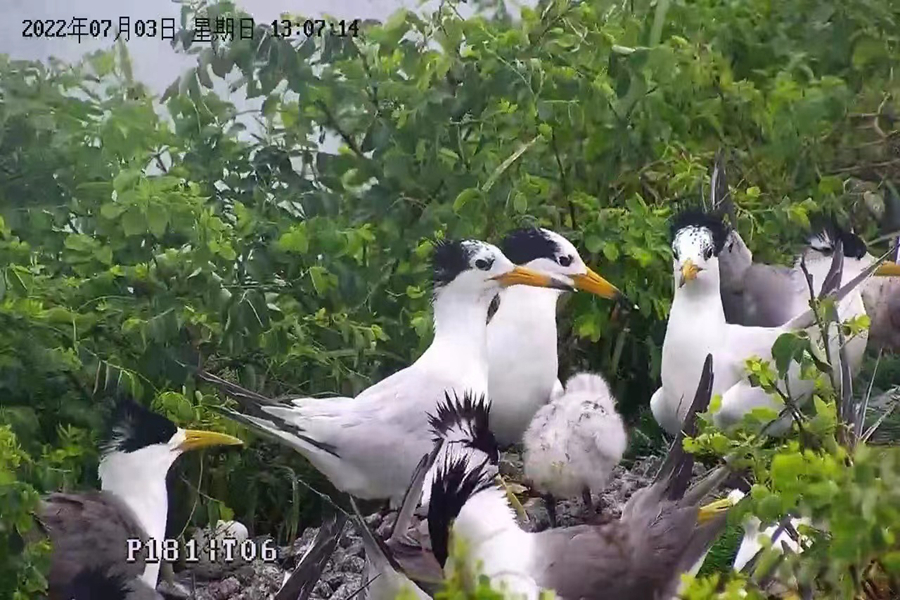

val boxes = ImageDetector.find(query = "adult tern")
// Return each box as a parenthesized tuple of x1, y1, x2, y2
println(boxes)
(198, 239, 594, 504)
(36, 396, 243, 598)
(652, 199, 891, 436)
(487, 228, 630, 446)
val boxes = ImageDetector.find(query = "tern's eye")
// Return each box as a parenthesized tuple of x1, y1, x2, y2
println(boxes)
(703, 246, 714, 260)
(557, 255, 573, 267)
(475, 258, 493, 271)
(672, 247, 680, 260)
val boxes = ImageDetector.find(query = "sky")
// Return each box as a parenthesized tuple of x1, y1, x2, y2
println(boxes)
(2, 0, 442, 96)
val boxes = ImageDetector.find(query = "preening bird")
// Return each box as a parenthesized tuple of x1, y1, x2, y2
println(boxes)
(427, 356, 737, 600)
(652, 198, 890, 436)
(36, 396, 243, 599)
(197, 239, 610, 505)
(486, 227, 629, 446)
(523, 372, 627, 525)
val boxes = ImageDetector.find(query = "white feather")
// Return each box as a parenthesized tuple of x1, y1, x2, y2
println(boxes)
(522, 372, 627, 498)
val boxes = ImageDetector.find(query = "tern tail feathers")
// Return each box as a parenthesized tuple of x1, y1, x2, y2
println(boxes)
(391, 446, 442, 544)
(710, 149, 736, 227)
(275, 512, 348, 600)
(784, 245, 895, 331)
(198, 370, 341, 458)
(652, 354, 714, 502)
(210, 405, 340, 458)
(349, 497, 405, 574)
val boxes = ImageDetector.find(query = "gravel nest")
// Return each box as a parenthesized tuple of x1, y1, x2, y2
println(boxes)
(160, 451, 668, 600)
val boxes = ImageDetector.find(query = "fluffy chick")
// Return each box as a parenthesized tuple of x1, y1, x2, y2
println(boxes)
(523, 372, 627, 525)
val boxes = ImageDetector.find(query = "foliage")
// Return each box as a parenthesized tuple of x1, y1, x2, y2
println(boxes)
(0, 0, 899, 596)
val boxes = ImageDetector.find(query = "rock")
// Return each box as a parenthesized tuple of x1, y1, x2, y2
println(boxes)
(338, 556, 366, 574)
(327, 574, 364, 600)
(169, 452, 678, 599)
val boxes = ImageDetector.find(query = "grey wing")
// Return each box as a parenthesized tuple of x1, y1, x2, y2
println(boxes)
(723, 263, 806, 327)
(534, 510, 702, 600)
(281, 367, 468, 501)
(39, 491, 148, 599)
(533, 524, 636, 600)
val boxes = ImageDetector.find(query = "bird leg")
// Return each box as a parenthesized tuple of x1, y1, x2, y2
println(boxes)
(543, 493, 558, 527)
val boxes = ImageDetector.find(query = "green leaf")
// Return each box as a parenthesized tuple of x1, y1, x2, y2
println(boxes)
(277, 225, 309, 254)
(453, 188, 483, 213)
(100, 202, 126, 219)
(512, 192, 528, 214)
(121, 209, 146, 237)
(146, 209, 169, 239)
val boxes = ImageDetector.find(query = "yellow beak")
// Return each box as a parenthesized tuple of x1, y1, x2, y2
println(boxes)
(696, 496, 736, 524)
(570, 267, 628, 303)
(874, 262, 900, 277)
(679, 259, 702, 288)
(178, 429, 244, 452)
(493, 265, 573, 291)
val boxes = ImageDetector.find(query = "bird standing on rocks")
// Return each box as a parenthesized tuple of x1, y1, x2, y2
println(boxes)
(198, 239, 620, 505)
(486, 227, 631, 446)
(523, 372, 627, 526)
(426, 357, 737, 600)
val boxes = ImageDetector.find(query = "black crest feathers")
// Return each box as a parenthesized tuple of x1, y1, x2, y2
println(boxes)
(432, 240, 474, 288)
(427, 455, 495, 567)
(428, 391, 499, 463)
(501, 228, 559, 265)
(101, 395, 178, 455)
(809, 217, 868, 260)
(670, 208, 731, 255)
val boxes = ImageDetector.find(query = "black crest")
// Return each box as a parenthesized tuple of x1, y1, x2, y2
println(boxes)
(500, 228, 560, 265)
(67, 567, 131, 600)
(427, 455, 496, 567)
(809, 218, 868, 260)
(670, 208, 730, 255)
(432, 240, 475, 288)
(101, 396, 178, 455)
(428, 391, 500, 463)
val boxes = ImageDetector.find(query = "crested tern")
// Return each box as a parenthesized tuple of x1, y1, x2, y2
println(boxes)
(487, 228, 629, 446)
(37, 395, 243, 597)
(198, 239, 595, 505)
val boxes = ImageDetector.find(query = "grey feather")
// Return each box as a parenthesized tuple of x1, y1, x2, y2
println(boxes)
(275, 512, 348, 600)
(37, 492, 149, 600)
(391, 445, 442, 544)
(532, 356, 730, 600)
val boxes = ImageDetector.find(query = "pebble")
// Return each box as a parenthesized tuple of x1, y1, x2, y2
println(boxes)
(162, 451, 664, 600)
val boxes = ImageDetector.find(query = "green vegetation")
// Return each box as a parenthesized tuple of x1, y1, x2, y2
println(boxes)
(1, 0, 899, 597)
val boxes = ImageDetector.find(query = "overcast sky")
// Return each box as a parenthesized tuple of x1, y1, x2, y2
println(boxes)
(1, 0, 450, 96)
